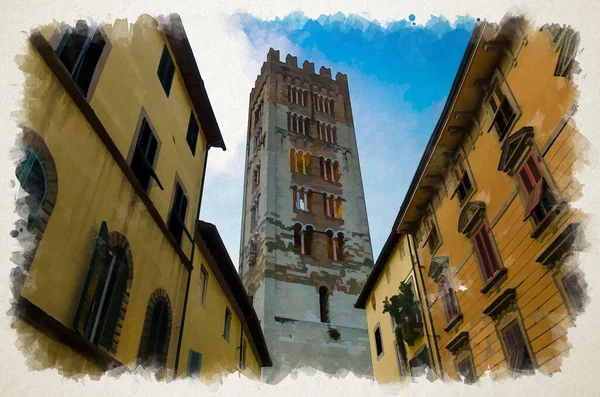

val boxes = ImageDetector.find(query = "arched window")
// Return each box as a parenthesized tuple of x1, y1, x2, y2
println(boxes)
(319, 286, 330, 323)
(326, 230, 335, 260)
(253, 165, 260, 188)
(293, 224, 313, 255)
(336, 233, 345, 261)
(138, 289, 172, 372)
(293, 223, 303, 254)
(74, 225, 133, 353)
(16, 147, 47, 232)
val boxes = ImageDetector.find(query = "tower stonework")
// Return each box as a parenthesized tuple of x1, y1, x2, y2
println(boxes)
(239, 48, 374, 382)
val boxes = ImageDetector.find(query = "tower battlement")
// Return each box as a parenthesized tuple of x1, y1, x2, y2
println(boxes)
(251, 48, 349, 103)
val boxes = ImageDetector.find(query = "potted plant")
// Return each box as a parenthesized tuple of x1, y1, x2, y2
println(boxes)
(383, 282, 422, 346)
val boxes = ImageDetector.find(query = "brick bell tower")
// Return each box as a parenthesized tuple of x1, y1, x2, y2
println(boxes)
(239, 48, 374, 382)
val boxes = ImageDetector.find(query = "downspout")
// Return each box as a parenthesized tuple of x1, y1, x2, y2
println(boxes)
(407, 232, 444, 380)
(173, 147, 210, 379)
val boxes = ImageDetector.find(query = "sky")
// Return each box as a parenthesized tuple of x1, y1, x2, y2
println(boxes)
(198, 11, 476, 268)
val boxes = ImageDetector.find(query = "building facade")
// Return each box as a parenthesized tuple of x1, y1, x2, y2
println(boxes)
(11, 14, 271, 381)
(358, 17, 586, 383)
(239, 49, 374, 382)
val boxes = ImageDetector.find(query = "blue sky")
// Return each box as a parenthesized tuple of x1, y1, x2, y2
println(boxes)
(199, 11, 475, 267)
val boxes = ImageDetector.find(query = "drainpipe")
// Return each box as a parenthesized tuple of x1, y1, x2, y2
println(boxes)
(173, 147, 210, 379)
(407, 232, 444, 380)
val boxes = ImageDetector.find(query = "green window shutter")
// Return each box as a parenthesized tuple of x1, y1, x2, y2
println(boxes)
(73, 221, 111, 340)
(97, 255, 129, 350)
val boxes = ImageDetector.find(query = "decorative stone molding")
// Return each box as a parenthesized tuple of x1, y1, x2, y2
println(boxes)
(483, 288, 517, 320)
(446, 331, 470, 355)
(498, 126, 534, 174)
(137, 288, 173, 369)
(428, 256, 449, 281)
(536, 223, 582, 269)
(458, 201, 486, 236)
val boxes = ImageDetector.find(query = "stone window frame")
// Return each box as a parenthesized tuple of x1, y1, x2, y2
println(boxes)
(394, 339, 410, 379)
(446, 332, 477, 384)
(428, 256, 463, 332)
(483, 288, 537, 377)
(126, 108, 164, 196)
(498, 126, 567, 239)
(324, 229, 345, 262)
(537, 223, 588, 317)
(289, 148, 312, 175)
(420, 207, 443, 256)
(319, 156, 340, 183)
(291, 185, 313, 213)
(449, 153, 477, 207)
(373, 322, 384, 360)
(458, 201, 507, 294)
(292, 222, 315, 256)
(483, 69, 522, 142)
(137, 288, 173, 372)
(48, 20, 112, 102)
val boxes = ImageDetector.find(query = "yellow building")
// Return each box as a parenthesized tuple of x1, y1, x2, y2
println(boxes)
(11, 13, 271, 381)
(355, 232, 434, 383)
(359, 17, 586, 383)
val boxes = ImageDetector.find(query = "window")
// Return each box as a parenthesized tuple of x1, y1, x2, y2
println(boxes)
(487, 82, 517, 141)
(406, 279, 422, 325)
(254, 102, 263, 127)
(374, 325, 383, 358)
(315, 94, 334, 115)
(250, 196, 260, 230)
(439, 275, 460, 322)
(317, 123, 337, 144)
(555, 27, 580, 78)
(253, 165, 260, 188)
(157, 44, 176, 97)
(253, 129, 262, 153)
(131, 118, 162, 192)
(223, 307, 232, 341)
(319, 286, 330, 323)
(137, 290, 172, 370)
(198, 266, 208, 306)
(187, 350, 202, 378)
(562, 270, 587, 313)
(385, 266, 391, 284)
(400, 240, 406, 259)
(516, 152, 557, 225)
(456, 357, 476, 384)
(56, 20, 106, 97)
(290, 149, 311, 174)
(73, 222, 130, 351)
(326, 231, 344, 261)
(293, 224, 313, 255)
(451, 159, 474, 204)
(323, 195, 343, 219)
(501, 319, 534, 374)
(423, 213, 441, 253)
(288, 85, 308, 106)
(292, 187, 311, 212)
(168, 182, 189, 245)
(186, 112, 199, 156)
(287, 113, 307, 135)
(16, 148, 46, 231)
(371, 295, 376, 311)
(409, 346, 431, 378)
(472, 223, 502, 281)
(395, 341, 410, 378)
(320, 158, 339, 182)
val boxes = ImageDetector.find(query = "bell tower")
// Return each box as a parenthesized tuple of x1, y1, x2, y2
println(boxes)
(239, 48, 374, 382)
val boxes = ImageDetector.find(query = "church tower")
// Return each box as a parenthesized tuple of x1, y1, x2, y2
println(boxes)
(239, 49, 374, 382)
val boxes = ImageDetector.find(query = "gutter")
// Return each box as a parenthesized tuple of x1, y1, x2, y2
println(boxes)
(173, 148, 210, 378)
(408, 233, 444, 380)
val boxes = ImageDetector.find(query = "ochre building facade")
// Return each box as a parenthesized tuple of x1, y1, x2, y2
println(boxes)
(358, 17, 586, 383)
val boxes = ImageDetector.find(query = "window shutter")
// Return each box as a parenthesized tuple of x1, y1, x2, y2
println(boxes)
(562, 271, 586, 313)
(502, 321, 526, 370)
(73, 221, 111, 339)
(97, 255, 128, 350)
(523, 178, 545, 220)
